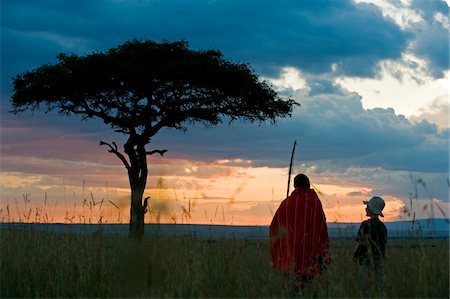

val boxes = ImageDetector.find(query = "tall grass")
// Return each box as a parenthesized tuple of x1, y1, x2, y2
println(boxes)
(1, 227, 448, 298)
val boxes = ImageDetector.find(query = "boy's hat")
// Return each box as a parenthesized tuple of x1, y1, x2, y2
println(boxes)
(363, 196, 385, 217)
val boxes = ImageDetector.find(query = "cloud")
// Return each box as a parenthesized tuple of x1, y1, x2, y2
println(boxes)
(314, 163, 447, 207)
(409, 5, 450, 78)
(298, 97, 448, 173)
(0, 116, 112, 162)
(2, 0, 410, 85)
(409, 96, 449, 128)
(355, 0, 450, 77)
(335, 53, 448, 116)
(5, 79, 446, 175)
(354, 0, 423, 30)
(148, 84, 448, 174)
(262, 67, 309, 93)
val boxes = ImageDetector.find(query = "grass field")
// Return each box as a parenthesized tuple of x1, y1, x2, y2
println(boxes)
(1, 227, 448, 298)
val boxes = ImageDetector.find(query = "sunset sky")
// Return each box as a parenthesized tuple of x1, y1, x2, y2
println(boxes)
(1, 0, 449, 225)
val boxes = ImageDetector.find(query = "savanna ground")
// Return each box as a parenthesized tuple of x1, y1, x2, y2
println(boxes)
(1, 226, 448, 298)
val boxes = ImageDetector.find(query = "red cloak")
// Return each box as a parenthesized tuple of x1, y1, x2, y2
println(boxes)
(270, 188, 330, 276)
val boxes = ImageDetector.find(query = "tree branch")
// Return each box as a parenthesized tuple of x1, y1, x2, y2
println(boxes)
(99, 141, 131, 170)
(146, 149, 168, 156)
(143, 196, 150, 214)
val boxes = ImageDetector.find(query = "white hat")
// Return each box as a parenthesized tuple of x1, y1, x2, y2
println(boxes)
(363, 196, 385, 217)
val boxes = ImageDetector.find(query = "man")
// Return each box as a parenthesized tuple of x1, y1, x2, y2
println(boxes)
(270, 174, 330, 285)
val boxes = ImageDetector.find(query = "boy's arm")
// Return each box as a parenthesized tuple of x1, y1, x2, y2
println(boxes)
(353, 222, 369, 261)
(353, 242, 368, 261)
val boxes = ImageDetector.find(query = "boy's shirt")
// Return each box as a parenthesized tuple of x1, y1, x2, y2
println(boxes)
(353, 217, 387, 265)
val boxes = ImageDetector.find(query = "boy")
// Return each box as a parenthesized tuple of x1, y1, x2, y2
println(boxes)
(353, 196, 387, 296)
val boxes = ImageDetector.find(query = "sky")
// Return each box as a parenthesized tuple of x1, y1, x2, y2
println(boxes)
(1, 0, 449, 225)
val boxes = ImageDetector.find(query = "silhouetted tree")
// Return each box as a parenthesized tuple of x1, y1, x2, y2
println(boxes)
(11, 39, 299, 240)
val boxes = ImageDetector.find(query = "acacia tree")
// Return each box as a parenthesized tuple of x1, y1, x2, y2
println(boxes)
(11, 40, 298, 240)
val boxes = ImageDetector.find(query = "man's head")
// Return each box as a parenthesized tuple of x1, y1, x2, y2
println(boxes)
(294, 174, 310, 189)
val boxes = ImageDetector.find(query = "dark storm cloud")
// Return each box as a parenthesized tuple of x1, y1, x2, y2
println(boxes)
(410, 0, 450, 77)
(149, 86, 449, 174)
(1, 0, 448, 201)
(2, 79, 447, 176)
(0, 0, 412, 148)
(2, 0, 409, 90)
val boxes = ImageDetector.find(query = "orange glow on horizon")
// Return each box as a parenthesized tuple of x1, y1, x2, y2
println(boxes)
(1, 166, 446, 226)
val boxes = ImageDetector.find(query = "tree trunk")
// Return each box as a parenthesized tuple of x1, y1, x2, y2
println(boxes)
(129, 186, 145, 240)
(99, 139, 151, 241)
(126, 141, 149, 241)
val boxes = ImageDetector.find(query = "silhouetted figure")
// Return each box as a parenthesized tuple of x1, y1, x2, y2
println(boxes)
(270, 174, 330, 290)
(353, 196, 387, 297)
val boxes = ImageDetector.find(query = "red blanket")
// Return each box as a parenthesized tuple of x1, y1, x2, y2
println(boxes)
(270, 188, 330, 276)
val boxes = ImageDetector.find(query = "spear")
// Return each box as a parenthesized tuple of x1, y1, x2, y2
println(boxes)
(286, 140, 297, 198)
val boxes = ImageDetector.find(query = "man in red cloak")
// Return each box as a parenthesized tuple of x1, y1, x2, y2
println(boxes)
(270, 174, 330, 284)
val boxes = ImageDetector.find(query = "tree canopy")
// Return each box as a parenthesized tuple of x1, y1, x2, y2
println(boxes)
(12, 40, 298, 141)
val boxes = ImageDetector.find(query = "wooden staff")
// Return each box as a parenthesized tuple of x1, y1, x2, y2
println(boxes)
(286, 140, 297, 198)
